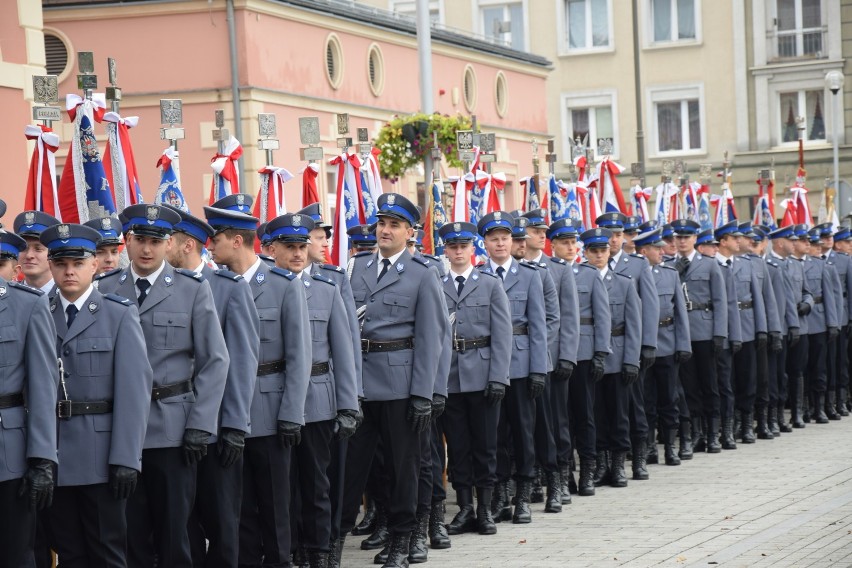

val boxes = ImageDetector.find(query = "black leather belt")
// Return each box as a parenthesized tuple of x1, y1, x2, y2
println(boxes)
(685, 302, 713, 312)
(151, 379, 193, 401)
(57, 400, 113, 418)
(257, 360, 286, 376)
(453, 336, 491, 352)
(0, 392, 24, 409)
(311, 362, 330, 376)
(659, 317, 674, 327)
(814, 296, 824, 304)
(361, 338, 414, 353)
(512, 325, 528, 335)
(580, 317, 595, 325)
(611, 325, 626, 337)
(738, 301, 753, 310)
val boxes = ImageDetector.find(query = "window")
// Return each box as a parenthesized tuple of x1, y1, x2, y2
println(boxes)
(562, 92, 619, 159)
(649, 85, 704, 155)
(43, 31, 70, 78)
(651, 0, 697, 43)
(325, 34, 343, 89)
(495, 72, 508, 117)
(463, 66, 477, 111)
(775, 0, 823, 59)
(481, 2, 525, 51)
(565, 0, 610, 51)
(390, 1, 442, 24)
(779, 89, 826, 143)
(367, 45, 384, 97)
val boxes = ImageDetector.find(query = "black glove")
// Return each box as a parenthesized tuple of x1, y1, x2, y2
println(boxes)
(431, 394, 447, 420)
(622, 364, 640, 386)
(528, 373, 546, 398)
(484, 381, 506, 407)
(591, 352, 607, 382)
(217, 428, 245, 469)
(756, 332, 768, 351)
(788, 327, 801, 347)
(713, 336, 726, 353)
(674, 351, 692, 364)
(769, 331, 783, 353)
(797, 301, 811, 316)
(553, 359, 575, 381)
(731, 341, 742, 354)
(354, 397, 365, 429)
(333, 409, 359, 440)
(829, 327, 840, 341)
(277, 421, 302, 448)
(407, 396, 432, 433)
(109, 465, 138, 500)
(17, 459, 54, 511)
(640, 346, 656, 371)
(182, 428, 210, 466)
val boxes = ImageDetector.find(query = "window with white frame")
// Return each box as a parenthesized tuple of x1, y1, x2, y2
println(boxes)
(390, 1, 442, 24)
(651, 0, 697, 43)
(565, 0, 611, 51)
(775, 0, 823, 59)
(563, 93, 618, 158)
(481, 2, 525, 51)
(779, 89, 826, 143)
(649, 85, 703, 154)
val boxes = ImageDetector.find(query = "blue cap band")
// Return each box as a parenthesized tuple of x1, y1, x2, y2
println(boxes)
(207, 217, 259, 231)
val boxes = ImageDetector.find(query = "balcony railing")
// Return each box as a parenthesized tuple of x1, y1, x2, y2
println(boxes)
(767, 26, 828, 62)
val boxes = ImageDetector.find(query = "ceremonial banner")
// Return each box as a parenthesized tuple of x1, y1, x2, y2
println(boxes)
(362, 147, 383, 223)
(549, 175, 569, 222)
(598, 157, 628, 214)
(696, 184, 713, 231)
(155, 147, 188, 211)
(564, 182, 584, 229)
(24, 125, 60, 216)
(753, 194, 775, 229)
(422, 178, 448, 256)
(209, 136, 242, 204)
(301, 162, 320, 207)
(329, 153, 366, 267)
(630, 184, 652, 223)
(653, 181, 678, 223)
(359, 169, 378, 225)
(519, 177, 541, 212)
(254, 166, 292, 223)
(450, 174, 472, 223)
(103, 111, 143, 213)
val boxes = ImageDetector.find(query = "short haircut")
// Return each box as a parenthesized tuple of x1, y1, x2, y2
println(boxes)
(220, 228, 256, 249)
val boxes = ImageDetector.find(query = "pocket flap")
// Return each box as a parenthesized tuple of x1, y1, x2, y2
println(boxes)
(152, 312, 189, 327)
(256, 307, 279, 321)
(509, 291, 528, 301)
(0, 407, 25, 429)
(76, 337, 114, 353)
(576, 284, 590, 294)
(691, 272, 710, 281)
(467, 298, 489, 307)
(353, 290, 366, 303)
(387, 351, 412, 366)
(383, 294, 411, 308)
(0, 325, 18, 343)
(309, 309, 330, 321)
(258, 376, 285, 393)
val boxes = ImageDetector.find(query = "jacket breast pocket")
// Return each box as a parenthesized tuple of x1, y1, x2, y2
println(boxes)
(465, 297, 489, 322)
(152, 312, 190, 350)
(382, 293, 412, 322)
(309, 309, 330, 341)
(0, 325, 19, 367)
(75, 337, 113, 377)
(256, 308, 280, 343)
(0, 407, 26, 474)
(508, 291, 528, 316)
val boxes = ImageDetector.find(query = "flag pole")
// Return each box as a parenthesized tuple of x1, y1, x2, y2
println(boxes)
(416, 0, 434, 187)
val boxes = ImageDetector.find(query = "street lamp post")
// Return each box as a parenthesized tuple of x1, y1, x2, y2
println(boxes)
(825, 70, 845, 216)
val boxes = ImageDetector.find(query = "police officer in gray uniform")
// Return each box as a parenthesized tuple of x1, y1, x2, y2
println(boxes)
(164, 207, 261, 568)
(42, 223, 153, 567)
(788, 224, 815, 427)
(201, 195, 311, 568)
(634, 228, 691, 466)
(829, 226, 852, 416)
(15, 211, 61, 296)
(96, 204, 229, 568)
(0, 227, 58, 568)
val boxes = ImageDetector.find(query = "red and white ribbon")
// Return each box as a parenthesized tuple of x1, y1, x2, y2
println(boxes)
(300, 162, 320, 208)
(254, 166, 293, 223)
(630, 184, 652, 223)
(103, 111, 142, 213)
(209, 136, 243, 203)
(24, 125, 61, 216)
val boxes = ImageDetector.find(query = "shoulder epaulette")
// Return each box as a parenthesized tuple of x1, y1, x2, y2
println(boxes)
(94, 268, 121, 281)
(319, 263, 345, 274)
(214, 268, 243, 282)
(422, 253, 441, 263)
(550, 257, 567, 265)
(520, 261, 538, 270)
(659, 264, 677, 272)
(536, 261, 548, 269)
(311, 273, 335, 286)
(174, 268, 204, 282)
(9, 281, 43, 296)
(410, 256, 431, 268)
(270, 267, 296, 280)
(576, 263, 597, 271)
(615, 271, 633, 280)
(767, 259, 779, 268)
(629, 253, 645, 259)
(104, 293, 133, 306)
(353, 251, 373, 258)
(476, 261, 487, 268)
(478, 270, 499, 278)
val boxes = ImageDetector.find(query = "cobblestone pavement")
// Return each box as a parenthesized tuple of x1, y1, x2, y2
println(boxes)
(341, 417, 852, 567)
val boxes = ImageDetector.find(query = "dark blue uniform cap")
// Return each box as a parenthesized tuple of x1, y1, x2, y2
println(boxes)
(509, 209, 525, 219)
(814, 222, 834, 236)
(14, 211, 60, 238)
(634, 228, 664, 248)
(639, 220, 659, 233)
(547, 218, 579, 240)
(714, 220, 742, 239)
(512, 216, 530, 239)
(210, 193, 254, 214)
(834, 226, 851, 241)
(256, 222, 272, 244)
(595, 212, 627, 230)
(580, 227, 613, 248)
(39, 223, 101, 259)
(737, 222, 753, 236)
(84, 217, 123, 246)
(769, 225, 797, 240)
(439, 221, 477, 243)
(671, 219, 701, 235)
(752, 226, 768, 241)
(696, 228, 718, 246)
(266, 213, 316, 243)
(807, 228, 821, 242)
(522, 208, 549, 228)
(297, 202, 332, 229)
(793, 224, 809, 238)
(348, 223, 377, 245)
(661, 223, 675, 238)
(0, 232, 26, 259)
(623, 215, 641, 233)
(377, 193, 420, 226)
(162, 207, 214, 244)
(203, 205, 260, 233)
(477, 211, 514, 236)
(122, 204, 181, 238)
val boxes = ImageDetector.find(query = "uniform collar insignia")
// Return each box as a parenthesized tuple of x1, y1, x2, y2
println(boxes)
(0, 287, 6, 297)
(303, 278, 311, 287)
(119, 273, 127, 284)
(396, 263, 404, 273)
(88, 302, 97, 312)
(367, 259, 374, 268)
(472, 273, 479, 280)
(510, 266, 517, 274)
(606, 274, 612, 280)
(50, 300, 56, 312)
(164, 275, 173, 286)
(257, 272, 265, 284)
(442, 276, 448, 282)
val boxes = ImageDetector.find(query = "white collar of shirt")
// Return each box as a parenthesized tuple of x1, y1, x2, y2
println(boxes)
(59, 284, 95, 315)
(770, 251, 785, 261)
(241, 256, 264, 283)
(611, 250, 624, 265)
(193, 261, 207, 275)
(131, 261, 166, 292)
(530, 252, 544, 264)
(715, 252, 733, 265)
(677, 250, 697, 262)
(489, 258, 513, 274)
(37, 279, 55, 295)
(377, 249, 405, 277)
(599, 266, 609, 280)
(449, 266, 474, 282)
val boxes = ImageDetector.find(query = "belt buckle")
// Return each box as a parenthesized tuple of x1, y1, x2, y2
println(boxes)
(361, 339, 370, 353)
(456, 338, 466, 353)
(685, 301, 693, 311)
(57, 400, 72, 419)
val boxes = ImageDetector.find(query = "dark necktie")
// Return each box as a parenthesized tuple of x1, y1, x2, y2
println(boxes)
(608, 257, 616, 271)
(136, 278, 151, 305)
(456, 275, 465, 296)
(377, 259, 391, 282)
(496, 266, 505, 280)
(726, 259, 732, 267)
(676, 256, 690, 281)
(65, 304, 78, 328)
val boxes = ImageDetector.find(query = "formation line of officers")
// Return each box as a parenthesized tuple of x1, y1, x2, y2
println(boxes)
(1, 190, 850, 568)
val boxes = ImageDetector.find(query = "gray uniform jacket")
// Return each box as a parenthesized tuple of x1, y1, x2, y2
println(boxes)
(246, 263, 311, 433)
(719, 261, 743, 345)
(665, 253, 728, 342)
(0, 283, 58, 483)
(350, 250, 447, 401)
(765, 256, 799, 334)
(526, 260, 560, 373)
(51, 290, 153, 486)
(602, 269, 642, 374)
(96, 264, 228, 449)
(824, 254, 847, 328)
(479, 260, 548, 379)
(442, 270, 512, 393)
(573, 263, 612, 361)
(801, 256, 840, 334)
(788, 256, 812, 335)
(201, 266, 260, 438)
(748, 254, 782, 334)
(612, 251, 658, 349)
(827, 250, 852, 324)
(729, 256, 767, 342)
(416, 253, 451, 398)
(651, 265, 691, 357)
(543, 255, 580, 365)
(301, 273, 359, 422)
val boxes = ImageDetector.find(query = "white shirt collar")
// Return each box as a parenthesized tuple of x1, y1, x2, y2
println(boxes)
(489, 258, 513, 274)
(770, 250, 785, 260)
(131, 261, 166, 287)
(241, 256, 264, 283)
(715, 252, 733, 265)
(599, 265, 609, 280)
(529, 252, 544, 264)
(377, 249, 406, 276)
(59, 284, 95, 315)
(38, 279, 55, 295)
(193, 261, 207, 275)
(611, 249, 624, 265)
(449, 265, 474, 282)
(677, 249, 697, 262)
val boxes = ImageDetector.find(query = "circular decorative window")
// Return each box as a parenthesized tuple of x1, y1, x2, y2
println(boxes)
(463, 65, 477, 112)
(495, 72, 508, 117)
(367, 44, 384, 97)
(43, 30, 71, 80)
(325, 34, 343, 90)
